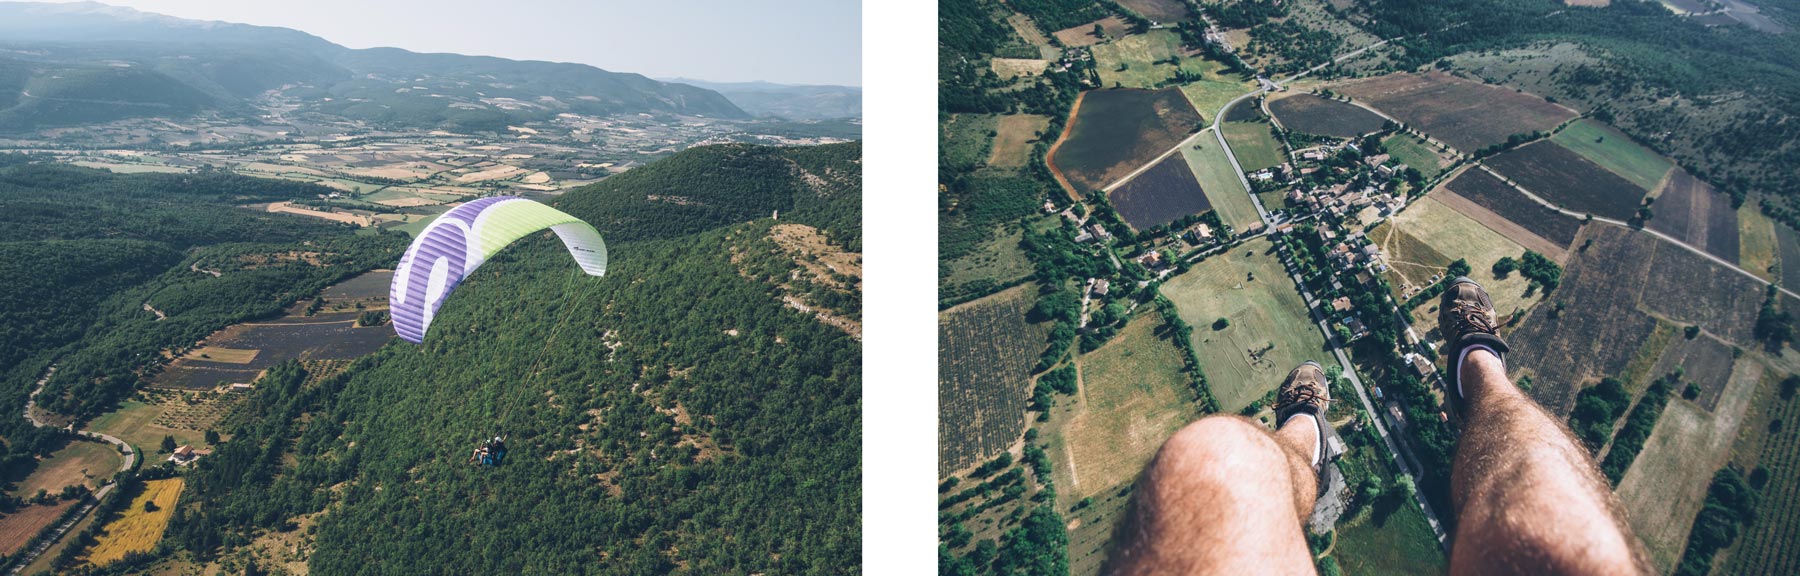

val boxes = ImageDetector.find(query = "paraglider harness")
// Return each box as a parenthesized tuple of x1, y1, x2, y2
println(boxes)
(470, 435, 508, 466)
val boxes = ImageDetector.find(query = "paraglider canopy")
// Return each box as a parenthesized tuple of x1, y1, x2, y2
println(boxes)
(390, 196, 606, 343)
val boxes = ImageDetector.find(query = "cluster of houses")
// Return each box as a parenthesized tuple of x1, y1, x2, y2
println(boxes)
(1286, 182, 1406, 225)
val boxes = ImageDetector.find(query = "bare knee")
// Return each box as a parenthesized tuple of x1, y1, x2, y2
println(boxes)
(1148, 416, 1285, 490)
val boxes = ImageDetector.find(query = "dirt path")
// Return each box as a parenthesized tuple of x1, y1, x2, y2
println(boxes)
(1044, 91, 1087, 202)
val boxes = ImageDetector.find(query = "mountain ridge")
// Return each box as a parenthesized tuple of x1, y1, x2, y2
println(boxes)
(0, 1, 751, 130)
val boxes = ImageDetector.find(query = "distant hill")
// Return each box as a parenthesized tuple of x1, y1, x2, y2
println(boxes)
(662, 77, 862, 120)
(0, 1, 748, 131)
(557, 140, 862, 249)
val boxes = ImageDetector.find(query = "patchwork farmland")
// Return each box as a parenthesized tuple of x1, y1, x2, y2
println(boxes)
(1049, 88, 1203, 193)
(938, 285, 1051, 476)
(1511, 225, 1765, 416)
(1485, 141, 1647, 221)
(1617, 357, 1761, 571)
(1109, 154, 1213, 230)
(1268, 93, 1387, 138)
(1441, 168, 1584, 249)
(1332, 72, 1576, 152)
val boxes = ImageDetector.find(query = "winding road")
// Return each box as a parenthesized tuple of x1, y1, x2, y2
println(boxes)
(9, 364, 137, 575)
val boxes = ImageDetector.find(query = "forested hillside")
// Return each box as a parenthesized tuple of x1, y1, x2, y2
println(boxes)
(0, 159, 404, 474)
(167, 142, 862, 573)
(558, 141, 862, 250)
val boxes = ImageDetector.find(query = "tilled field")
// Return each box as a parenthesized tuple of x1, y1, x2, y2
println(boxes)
(1110, 153, 1212, 230)
(1268, 93, 1387, 138)
(1512, 226, 1663, 416)
(1442, 168, 1583, 248)
(1049, 88, 1203, 193)
(1513, 225, 1766, 416)
(1648, 169, 1739, 264)
(1485, 141, 1646, 221)
(1332, 72, 1575, 152)
(1645, 334, 1737, 412)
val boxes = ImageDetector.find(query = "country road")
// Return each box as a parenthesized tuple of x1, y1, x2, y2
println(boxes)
(10, 364, 138, 575)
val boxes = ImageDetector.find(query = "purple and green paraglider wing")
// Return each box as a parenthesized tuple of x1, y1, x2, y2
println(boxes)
(389, 196, 606, 343)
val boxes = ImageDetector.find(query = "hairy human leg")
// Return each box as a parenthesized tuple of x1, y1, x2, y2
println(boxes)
(1449, 348, 1650, 576)
(1105, 415, 1320, 575)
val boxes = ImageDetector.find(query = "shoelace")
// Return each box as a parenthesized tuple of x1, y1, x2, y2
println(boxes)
(1280, 380, 1326, 408)
(1453, 304, 1497, 335)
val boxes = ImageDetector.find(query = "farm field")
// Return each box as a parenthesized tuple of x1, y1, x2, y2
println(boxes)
(86, 398, 207, 455)
(941, 114, 998, 169)
(1179, 74, 1256, 124)
(1056, 312, 1197, 500)
(1644, 334, 1736, 412)
(1382, 133, 1449, 180)
(1181, 130, 1262, 230)
(149, 310, 393, 390)
(990, 57, 1049, 80)
(1267, 93, 1387, 138)
(1512, 225, 1766, 416)
(1549, 119, 1672, 191)
(941, 224, 1033, 296)
(1776, 224, 1800, 290)
(1053, 16, 1131, 47)
(1441, 168, 1583, 248)
(1485, 141, 1646, 222)
(1332, 71, 1576, 152)
(1109, 154, 1213, 231)
(1220, 121, 1286, 173)
(1739, 203, 1780, 282)
(82, 478, 183, 567)
(988, 114, 1051, 169)
(1049, 87, 1202, 193)
(1616, 357, 1761, 572)
(938, 285, 1052, 476)
(1511, 226, 1662, 416)
(1374, 197, 1543, 335)
(1004, 13, 1060, 59)
(1042, 311, 1195, 575)
(1727, 369, 1800, 575)
(0, 500, 76, 557)
(1117, 0, 1190, 21)
(1159, 237, 1328, 412)
(9, 440, 121, 497)
(1092, 30, 1215, 89)
(1332, 487, 1446, 575)
(1646, 169, 1739, 265)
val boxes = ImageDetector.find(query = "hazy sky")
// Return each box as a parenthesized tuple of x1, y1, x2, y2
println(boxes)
(51, 0, 861, 86)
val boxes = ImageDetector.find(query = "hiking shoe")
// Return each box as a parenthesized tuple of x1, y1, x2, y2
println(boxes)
(1439, 277, 1510, 405)
(1274, 361, 1333, 491)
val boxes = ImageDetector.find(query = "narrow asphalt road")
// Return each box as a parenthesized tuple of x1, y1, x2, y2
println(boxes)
(10, 364, 138, 575)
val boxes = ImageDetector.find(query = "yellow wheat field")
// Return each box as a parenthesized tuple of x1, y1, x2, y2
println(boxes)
(85, 478, 183, 566)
